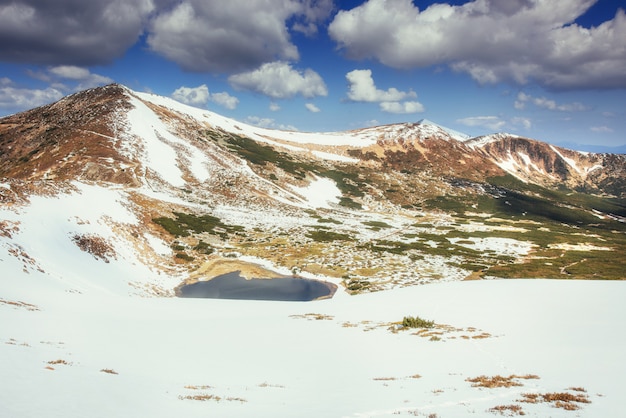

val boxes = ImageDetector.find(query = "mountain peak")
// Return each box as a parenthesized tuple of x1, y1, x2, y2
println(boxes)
(416, 118, 471, 142)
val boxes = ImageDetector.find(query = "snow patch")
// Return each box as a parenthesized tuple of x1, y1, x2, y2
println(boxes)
(550, 145, 581, 175)
(125, 94, 211, 185)
(448, 236, 534, 257)
(289, 176, 341, 209)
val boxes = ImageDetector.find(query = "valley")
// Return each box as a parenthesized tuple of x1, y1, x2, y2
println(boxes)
(1, 84, 625, 417)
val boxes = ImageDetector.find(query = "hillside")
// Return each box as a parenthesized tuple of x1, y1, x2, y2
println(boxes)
(1, 84, 625, 417)
(1, 84, 624, 295)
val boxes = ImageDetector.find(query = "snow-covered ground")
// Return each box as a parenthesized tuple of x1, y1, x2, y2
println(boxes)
(1, 264, 624, 417)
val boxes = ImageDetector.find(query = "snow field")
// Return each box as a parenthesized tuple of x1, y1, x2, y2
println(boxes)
(1, 274, 624, 418)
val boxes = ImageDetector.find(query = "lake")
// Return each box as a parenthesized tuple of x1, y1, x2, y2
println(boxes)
(178, 271, 336, 301)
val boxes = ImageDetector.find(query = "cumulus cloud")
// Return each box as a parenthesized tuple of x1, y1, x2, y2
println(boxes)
(49, 66, 113, 89)
(515, 91, 589, 111)
(305, 103, 321, 113)
(346, 69, 424, 113)
(0, 79, 64, 111)
(0, 66, 113, 114)
(329, 0, 626, 89)
(229, 61, 327, 99)
(210, 92, 239, 110)
(245, 115, 297, 131)
(172, 84, 239, 109)
(172, 85, 210, 106)
(379, 101, 424, 114)
(346, 69, 416, 102)
(0, 0, 334, 73)
(0, 0, 154, 65)
(148, 0, 333, 73)
(457, 116, 507, 131)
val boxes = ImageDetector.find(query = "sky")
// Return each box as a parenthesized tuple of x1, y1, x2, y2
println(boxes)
(0, 0, 624, 152)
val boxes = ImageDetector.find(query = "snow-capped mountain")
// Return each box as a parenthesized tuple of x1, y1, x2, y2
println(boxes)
(1, 82, 625, 293)
(2, 84, 623, 196)
(1, 84, 625, 418)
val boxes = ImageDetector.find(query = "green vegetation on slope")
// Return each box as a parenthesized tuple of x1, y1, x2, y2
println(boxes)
(153, 212, 244, 239)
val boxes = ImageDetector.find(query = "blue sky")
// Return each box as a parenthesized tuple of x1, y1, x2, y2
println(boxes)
(0, 0, 624, 152)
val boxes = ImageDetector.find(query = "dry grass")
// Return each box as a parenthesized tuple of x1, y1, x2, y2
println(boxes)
(47, 359, 70, 365)
(100, 368, 118, 375)
(488, 404, 525, 416)
(72, 234, 116, 262)
(519, 391, 590, 410)
(467, 374, 539, 388)
(0, 298, 40, 311)
(184, 385, 212, 390)
(289, 313, 334, 321)
(258, 382, 285, 388)
(179, 394, 221, 402)
(179, 385, 247, 403)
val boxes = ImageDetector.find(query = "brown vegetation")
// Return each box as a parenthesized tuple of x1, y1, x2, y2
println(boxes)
(488, 404, 525, 416)
(0, 298, 40, 311)
(519, 391, 590, 410)
(466, 374, 539, 388)
(72, 234, 116, 262)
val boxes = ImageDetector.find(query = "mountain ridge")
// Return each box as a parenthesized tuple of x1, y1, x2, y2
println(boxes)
(1, 83, 624, 197)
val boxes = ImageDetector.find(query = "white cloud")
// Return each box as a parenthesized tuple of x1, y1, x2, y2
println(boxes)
(148, 0, 332, 73)
(245, 115, 297, 131)
(591, 126, 613, 133)
(363, 119, 380, 127)
(0, 80, 64, 110)
(511, 116, 532, 130)
(515, 91, 589, 111)
(210, 92, 239, 110)
(346, 69, 416, 102)
(379, 101, 424, 114)
(0, 67, 111, 113)
(329, 0, 626, 89)
(269, 102, 281, 111)
(229, 61, 327, 99)
(172, 85, 210, 106)
(305, 103, 321, 113)
(172, 84, 239, 109)
(26, 66, 113, 90)
(514, 92, 531, 109)
(0, 0, 154, 66)
(457, 116, 506, 131)
(346, 69, 424, 113)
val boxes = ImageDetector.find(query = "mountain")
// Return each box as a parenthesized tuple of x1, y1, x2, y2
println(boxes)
(1, 84, 625, 417)
(1, 82, 625, 295)
(2, 84, 625, 196)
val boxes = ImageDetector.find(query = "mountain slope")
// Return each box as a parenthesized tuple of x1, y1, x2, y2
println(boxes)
(1, 83, 625, 301)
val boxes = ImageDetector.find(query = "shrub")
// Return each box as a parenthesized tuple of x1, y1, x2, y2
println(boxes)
(402, 315, 435, 329)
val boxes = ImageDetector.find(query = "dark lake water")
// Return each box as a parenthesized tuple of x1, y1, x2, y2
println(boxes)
(178, 271, 336, 301)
